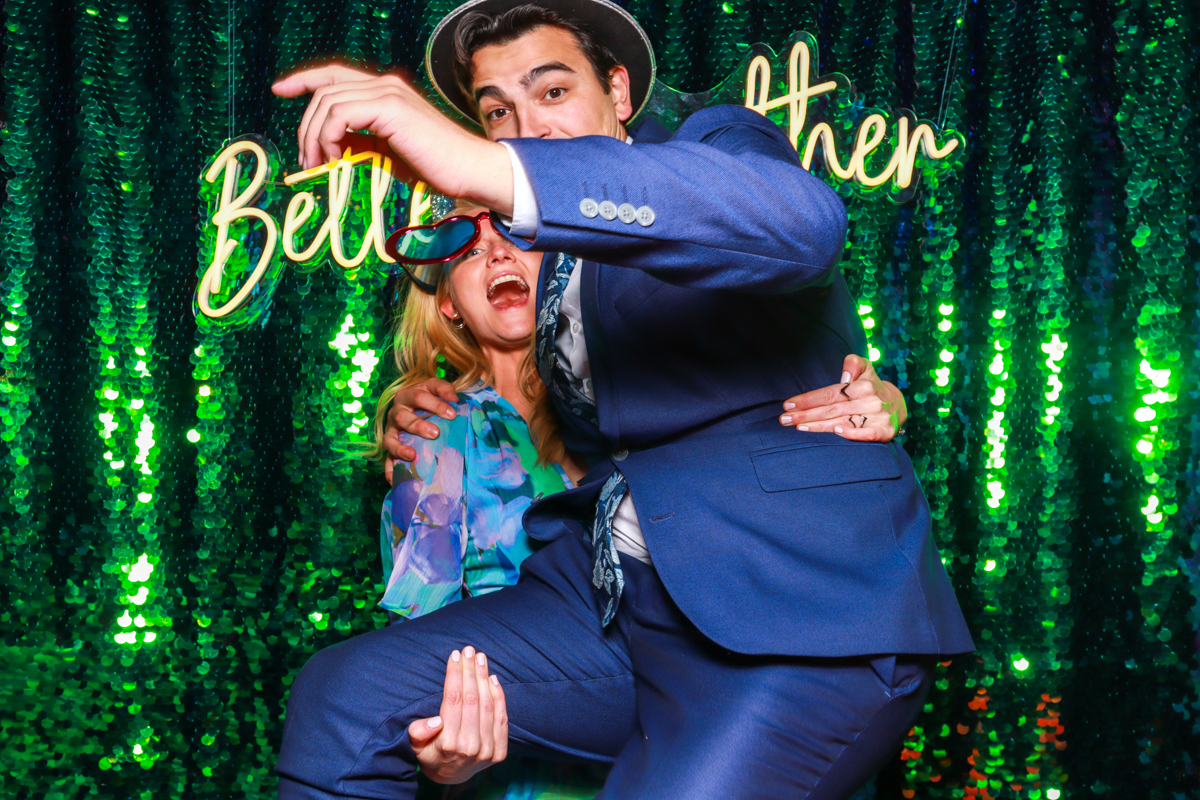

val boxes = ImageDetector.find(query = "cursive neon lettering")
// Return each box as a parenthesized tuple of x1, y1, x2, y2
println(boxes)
(745, 40, 961, 191)
(802, 123, 854, 181)
(200, 140, 279, 319)
(407, 182, 431, 227)
(744, 42, 838, 148)
(283, 148, 397, 268)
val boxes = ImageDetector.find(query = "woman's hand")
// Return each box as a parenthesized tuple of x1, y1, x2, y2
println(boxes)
(382, 378, 460, 484)
(778, 355, 907, 442)
(407, 646, 509, 784)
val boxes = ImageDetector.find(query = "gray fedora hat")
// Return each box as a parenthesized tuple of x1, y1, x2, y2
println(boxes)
(425, 0, 656, 124)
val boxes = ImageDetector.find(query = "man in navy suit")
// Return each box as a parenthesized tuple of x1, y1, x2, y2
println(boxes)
(272, 1, 973, 797)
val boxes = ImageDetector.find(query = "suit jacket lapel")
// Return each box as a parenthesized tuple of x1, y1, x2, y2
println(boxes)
(535, 251, 556, 317)
(579, 259, 616, 443)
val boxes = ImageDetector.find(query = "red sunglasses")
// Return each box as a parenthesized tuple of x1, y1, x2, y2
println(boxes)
(384, 212, 493, 294)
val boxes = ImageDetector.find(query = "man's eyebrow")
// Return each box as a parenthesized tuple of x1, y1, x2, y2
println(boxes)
(474, 84, 501, 102)
(521, 61, 575, 88)
(473, 62, 576, 103)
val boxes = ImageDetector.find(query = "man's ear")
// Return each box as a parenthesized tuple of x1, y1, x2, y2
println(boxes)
(608, 65, 633, 123)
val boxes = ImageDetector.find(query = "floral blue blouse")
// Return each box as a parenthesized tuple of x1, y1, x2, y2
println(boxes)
(379, 383, 571, 616)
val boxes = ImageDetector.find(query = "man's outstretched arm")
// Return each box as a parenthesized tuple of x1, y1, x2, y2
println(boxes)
(497, 105, 848, 295)
(272, 68, 845, 296)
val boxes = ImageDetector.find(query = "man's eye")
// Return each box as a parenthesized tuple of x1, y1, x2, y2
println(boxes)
(545, 87, 564, 100)
(487, 108, 510, 121)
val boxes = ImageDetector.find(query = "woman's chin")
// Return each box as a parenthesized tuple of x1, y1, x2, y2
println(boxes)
(466, 294, 535, 350)
(469, 315, 534, 349)
(493, 327, 536, 349)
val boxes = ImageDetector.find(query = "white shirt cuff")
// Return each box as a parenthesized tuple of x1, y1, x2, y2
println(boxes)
(499, 141, 538, 237)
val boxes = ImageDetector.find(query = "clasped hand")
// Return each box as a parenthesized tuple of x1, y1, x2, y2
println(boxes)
(777, 354, 906, 440)
(407, 645, 509, 784)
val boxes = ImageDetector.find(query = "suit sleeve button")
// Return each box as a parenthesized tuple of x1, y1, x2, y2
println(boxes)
(635, 205, 656, 226)
(617, 203, 637, 223)
(580, 198, 599, 218)
(598, 200, 618, 221)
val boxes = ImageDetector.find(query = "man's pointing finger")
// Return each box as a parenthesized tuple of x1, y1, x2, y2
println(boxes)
(270, 64, 380, 97)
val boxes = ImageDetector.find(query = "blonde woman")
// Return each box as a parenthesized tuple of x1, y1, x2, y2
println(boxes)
(369, 200, 601, 799)
(371, 200, 585, 617)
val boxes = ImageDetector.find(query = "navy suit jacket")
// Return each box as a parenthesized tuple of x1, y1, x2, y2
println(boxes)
(500, 105, 974, 658)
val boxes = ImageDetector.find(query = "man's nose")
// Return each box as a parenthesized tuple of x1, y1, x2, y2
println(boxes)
(512, 106, 554, 139)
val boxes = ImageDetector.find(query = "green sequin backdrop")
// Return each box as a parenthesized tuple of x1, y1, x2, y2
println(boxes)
(1, 0, 1198, 797)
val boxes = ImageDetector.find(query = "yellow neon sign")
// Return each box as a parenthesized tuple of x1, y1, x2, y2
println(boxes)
(407, 181, 431, 227)
(281, 147, 396, 267)
(197, 136, 404, 325)
(200, 140, 280, 319)
(742, 37, 961, 193)
(200, 32, 963, 324)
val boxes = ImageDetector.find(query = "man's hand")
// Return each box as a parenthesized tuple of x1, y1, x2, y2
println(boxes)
(779, 355, 907, 442)
(270, 64, 514, 214)
(407, 646, 508, 784)
(382, 378, 460, 484)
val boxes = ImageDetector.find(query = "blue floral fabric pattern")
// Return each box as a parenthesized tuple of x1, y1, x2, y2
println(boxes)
(534, 253, 598, 428)
(380, 383, 570, 617)
(589, 472, 628, 627)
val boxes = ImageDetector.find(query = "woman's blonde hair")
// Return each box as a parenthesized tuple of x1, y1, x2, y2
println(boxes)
(364, 202, 565, 468)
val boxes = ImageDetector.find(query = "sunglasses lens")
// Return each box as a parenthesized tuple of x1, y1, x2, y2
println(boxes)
(395, 217, 479, 262)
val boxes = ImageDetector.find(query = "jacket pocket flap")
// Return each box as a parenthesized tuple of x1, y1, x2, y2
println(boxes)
(750, 442, 901, 492)
(613, 281, 664, 319)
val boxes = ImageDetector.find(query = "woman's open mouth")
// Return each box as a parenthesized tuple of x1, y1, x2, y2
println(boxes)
(487, 273, 530, 310)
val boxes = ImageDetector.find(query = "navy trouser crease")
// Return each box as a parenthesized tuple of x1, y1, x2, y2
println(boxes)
(276, 533, 933, 800)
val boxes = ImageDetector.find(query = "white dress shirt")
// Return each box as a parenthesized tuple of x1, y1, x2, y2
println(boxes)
(500, 138, 653, 566)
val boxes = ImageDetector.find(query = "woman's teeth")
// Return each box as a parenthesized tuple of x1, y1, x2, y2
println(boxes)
(487, 274, 528, 295)
(486, 274, 529, 309)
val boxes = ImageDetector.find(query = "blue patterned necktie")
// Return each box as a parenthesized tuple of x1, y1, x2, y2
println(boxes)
(535, 253, 628, 626)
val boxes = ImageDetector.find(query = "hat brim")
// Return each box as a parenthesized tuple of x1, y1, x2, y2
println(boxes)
(425, 0, 656, 126)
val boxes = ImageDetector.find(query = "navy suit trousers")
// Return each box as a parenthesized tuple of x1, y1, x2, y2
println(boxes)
(275, 533, 934, 799)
